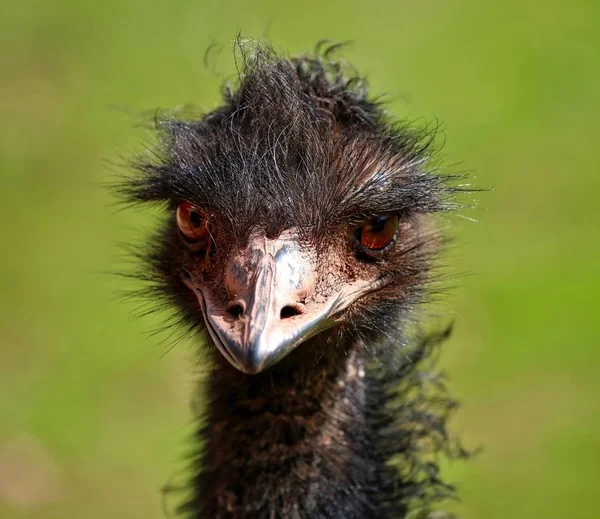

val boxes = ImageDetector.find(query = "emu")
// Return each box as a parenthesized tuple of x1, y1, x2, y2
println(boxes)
(120, 43, 469, 519)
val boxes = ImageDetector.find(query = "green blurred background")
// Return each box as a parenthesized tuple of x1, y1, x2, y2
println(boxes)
(1, 1, 599, 517)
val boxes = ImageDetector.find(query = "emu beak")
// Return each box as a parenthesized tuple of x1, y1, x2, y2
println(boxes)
(206, 235, 338, 374)
(183, 232, 372, 374)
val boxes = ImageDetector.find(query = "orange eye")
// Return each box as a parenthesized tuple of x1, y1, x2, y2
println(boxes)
(357, 213, 399, 251)
(176, 202, 210, 242)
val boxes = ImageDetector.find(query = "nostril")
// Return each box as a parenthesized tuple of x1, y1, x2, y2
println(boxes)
(227, 302, 245, 319)
(280, 305, 303, 319)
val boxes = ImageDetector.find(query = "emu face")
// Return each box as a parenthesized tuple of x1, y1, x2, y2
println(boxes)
(125, 51, 455, 374)
(178, 208, 412, 374)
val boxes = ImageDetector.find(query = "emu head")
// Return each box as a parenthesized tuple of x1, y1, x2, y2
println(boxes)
(123, 46, 457, 374)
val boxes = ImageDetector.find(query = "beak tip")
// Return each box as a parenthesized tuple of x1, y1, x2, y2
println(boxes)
(237, 362, 265, 375)
(222, 338, 271, 375)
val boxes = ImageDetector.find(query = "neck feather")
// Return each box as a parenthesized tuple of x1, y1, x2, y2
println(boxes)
(181, 328, 463, 519)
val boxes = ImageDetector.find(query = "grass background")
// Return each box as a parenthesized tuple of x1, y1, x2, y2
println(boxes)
(1, 0, 599, 517)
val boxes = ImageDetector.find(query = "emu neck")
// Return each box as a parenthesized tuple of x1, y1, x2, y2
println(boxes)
(189, 336, 402, 519)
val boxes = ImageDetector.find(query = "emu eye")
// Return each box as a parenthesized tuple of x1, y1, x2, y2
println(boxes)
(356, 212, 399, 252)
(176, 202, 210, 242)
